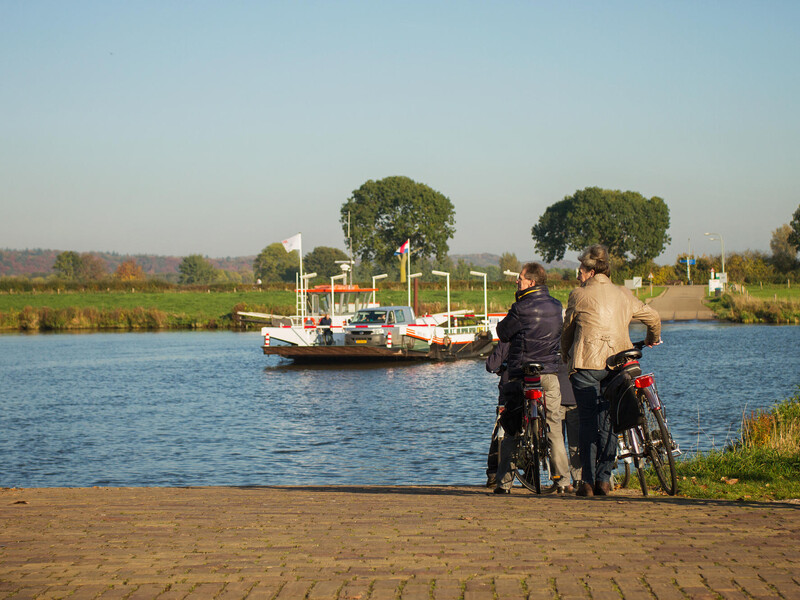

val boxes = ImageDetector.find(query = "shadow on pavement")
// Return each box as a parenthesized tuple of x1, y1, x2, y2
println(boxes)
(229, 484, 800, 508)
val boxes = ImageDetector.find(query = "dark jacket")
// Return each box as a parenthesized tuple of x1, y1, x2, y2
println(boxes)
(496, 285, 563, 378)
(485, 340, 510, 404)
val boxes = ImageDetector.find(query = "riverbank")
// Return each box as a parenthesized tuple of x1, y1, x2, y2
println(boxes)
(673, 389, 800, 501)
(0, 285, 665, 332)
(706, 292, 800, 324)
(2, 485, 798, 600)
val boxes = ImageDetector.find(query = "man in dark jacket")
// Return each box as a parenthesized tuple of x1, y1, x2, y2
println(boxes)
(493, 262, 571, 494)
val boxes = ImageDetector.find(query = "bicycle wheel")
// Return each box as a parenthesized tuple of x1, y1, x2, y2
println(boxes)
(639, 389, 678, 495)
(613, 459, 631, 489)
(626, 428, 648, 497)
(512, 421, 541, 493)
(535, 414, 558, 494)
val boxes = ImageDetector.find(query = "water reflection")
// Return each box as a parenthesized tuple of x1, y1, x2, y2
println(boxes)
(1, 323, 798, 487)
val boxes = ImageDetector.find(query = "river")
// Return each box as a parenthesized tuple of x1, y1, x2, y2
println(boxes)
(1, 322, 798, 488)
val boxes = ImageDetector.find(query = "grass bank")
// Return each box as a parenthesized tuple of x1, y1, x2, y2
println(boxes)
(707, 292, 800, 324)
(0, 290, 296, 331)
(0, 283, 665, 332)
(673, 388, 800, 501)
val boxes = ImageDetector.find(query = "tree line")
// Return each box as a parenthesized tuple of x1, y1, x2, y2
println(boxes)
(8, 179, 800, 288)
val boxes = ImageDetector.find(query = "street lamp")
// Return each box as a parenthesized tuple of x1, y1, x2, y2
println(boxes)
(335, 259, 355, 285)
(431, 270, 451, 328)
(299, 272, 317, 321)
(408, 272, 422, 307)
(371, 273, 388, 305)
(470, 270, 488, 326)
(704, 232, 726, 287)
(330, 273, 347, 319)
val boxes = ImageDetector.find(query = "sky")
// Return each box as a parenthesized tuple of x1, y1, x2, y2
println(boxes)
(2, 2, 798, 265)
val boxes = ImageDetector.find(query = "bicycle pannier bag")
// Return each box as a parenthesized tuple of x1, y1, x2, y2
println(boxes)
(603, 371, 642, 433)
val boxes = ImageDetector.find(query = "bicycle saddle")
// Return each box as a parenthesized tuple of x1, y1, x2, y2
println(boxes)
(606, 348, 642, 369)
(523, 362, 544, 375)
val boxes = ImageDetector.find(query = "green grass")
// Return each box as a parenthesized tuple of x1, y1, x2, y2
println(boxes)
(706, 292, 800, 323)
(0, 290, 296, 331)
(738, 283, 800, 300)
(672, 389, 800, 501)
(0, 283, 665, 331)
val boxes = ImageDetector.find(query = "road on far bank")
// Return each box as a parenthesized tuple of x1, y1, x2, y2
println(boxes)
(646, 285, 715, 321)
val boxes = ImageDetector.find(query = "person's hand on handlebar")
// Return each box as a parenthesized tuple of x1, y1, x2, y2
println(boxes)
(646, 338, 663, 348)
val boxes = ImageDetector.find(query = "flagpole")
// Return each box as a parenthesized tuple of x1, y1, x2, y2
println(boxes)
(407, 240, 411, 307)
(298, 233, 304, 322)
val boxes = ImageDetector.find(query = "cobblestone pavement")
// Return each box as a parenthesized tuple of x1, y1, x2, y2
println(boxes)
(2, 486, 799, 599)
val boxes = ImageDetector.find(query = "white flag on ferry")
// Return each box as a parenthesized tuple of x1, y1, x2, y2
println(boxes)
(281, 233, 301, 253)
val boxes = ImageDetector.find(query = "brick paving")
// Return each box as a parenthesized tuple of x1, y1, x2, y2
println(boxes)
(1, 486, 799, 599)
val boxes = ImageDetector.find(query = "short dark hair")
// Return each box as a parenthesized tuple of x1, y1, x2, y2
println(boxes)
(578, 245, 610, 276)
(521, 262, 547, 286)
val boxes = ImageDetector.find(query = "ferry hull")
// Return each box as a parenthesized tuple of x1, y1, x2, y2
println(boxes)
(262, 333, 495, 364)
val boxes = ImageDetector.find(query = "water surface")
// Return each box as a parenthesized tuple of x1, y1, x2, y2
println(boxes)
(1, 323, 798, 487)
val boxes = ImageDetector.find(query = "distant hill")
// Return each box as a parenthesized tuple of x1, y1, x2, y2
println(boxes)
(1, 248, 576, 278)
(0, 249, 255, 278)
(451, 253, 578, 270)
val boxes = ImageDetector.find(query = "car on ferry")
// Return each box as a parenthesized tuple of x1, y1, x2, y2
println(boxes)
(343, 306, 416, 347)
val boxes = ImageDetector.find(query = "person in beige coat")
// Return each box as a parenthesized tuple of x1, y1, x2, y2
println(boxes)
(561, 245, 661, 497)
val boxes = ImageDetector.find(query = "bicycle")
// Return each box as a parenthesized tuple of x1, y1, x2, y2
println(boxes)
(508, 361, 559, 494)
(605, 341, 680, 496)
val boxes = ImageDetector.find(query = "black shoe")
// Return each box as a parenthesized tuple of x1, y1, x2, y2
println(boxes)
(493, 487, 510, 494)
(485, 475, 497, 488)
(594, 481, 612, 496)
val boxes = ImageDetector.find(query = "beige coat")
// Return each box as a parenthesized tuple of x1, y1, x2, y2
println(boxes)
(561, 274, 661, 372)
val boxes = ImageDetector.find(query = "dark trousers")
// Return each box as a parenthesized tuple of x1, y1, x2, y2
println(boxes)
(570, 368, 616, 485)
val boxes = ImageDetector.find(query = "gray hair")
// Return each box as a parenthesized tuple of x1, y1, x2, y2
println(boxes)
(578, 245, 610, 276)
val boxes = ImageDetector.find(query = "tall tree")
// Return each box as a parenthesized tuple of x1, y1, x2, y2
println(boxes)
(341, 176, 456, 267)
(770, 224, 798, 271)
(253, 243, 300, 283)
(531, 187, 671, 263)
(499, 252, 521, 275)
(53, 251, 82, 279)
(76, 253, 107, 281)
(789, 205, 800, 249)
(304, 246, 350, 279)
(178, 255, 218, 284)
(115, 259, 145, 281)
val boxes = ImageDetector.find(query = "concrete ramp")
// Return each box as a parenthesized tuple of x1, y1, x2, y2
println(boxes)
(647, 285, 716, 321)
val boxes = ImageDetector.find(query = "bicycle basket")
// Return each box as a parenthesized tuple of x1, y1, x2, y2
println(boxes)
(603, 370, 643, 433)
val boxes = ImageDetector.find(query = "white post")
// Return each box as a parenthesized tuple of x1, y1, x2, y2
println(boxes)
(470, 270, 488, 327)
(705, 232, 726, 289)
(432, 270, 451, 329)
(301, 272, 317, 320)
(330, 273, 347, 319)
(372, 273, 388, 305)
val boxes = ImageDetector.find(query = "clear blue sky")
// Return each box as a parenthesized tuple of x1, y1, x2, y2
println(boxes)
(2, 2, 798, 264)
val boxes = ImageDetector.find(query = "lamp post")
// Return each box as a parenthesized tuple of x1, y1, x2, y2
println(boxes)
(704, 232, 726, 288)
(330, 273, 347, 319)
(371, 273, 388, 305)
(299, 272, 317, 321)
(335, 259, 355, 285)
(431, 270, 451, 328)
(470, 270, 488, 326)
